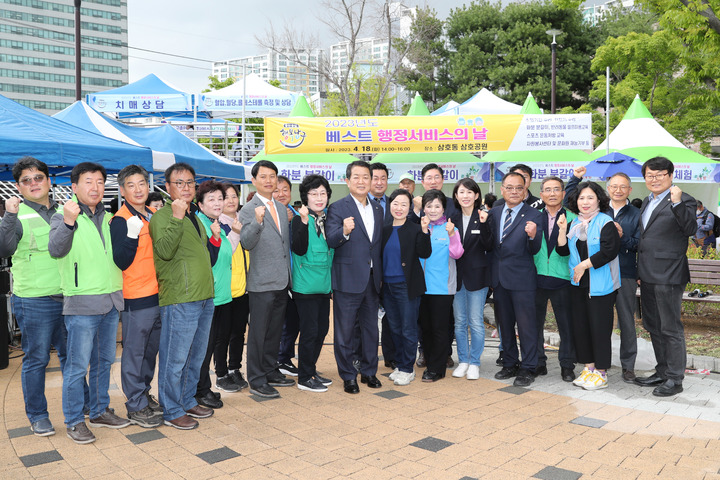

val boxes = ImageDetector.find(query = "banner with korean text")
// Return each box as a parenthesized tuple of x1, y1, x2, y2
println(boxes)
(264, 114, 592, 155)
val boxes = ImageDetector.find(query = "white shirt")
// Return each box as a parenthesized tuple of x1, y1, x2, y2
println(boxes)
(351, 194, 375, 241)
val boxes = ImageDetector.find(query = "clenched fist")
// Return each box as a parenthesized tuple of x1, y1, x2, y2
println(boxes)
(670, 185, 682, 204)
(525, 220, 537, 239)
(171, 199, 188, 220)
(231, 218, 242, 234)
(556, 214, 567, 232)
(298, 205, 309, 224)
(420, 215, 430, 233)
(343, 217, 355, 236)
(210, 219, 221, 240)
(5, 196, 20, 214)
(446, 218, 456, 237)
(478, 209, 488, 223)
(63, 199, 81, 226)
(573, 166, 586, 179)
(254, 205, 266, 224)
(412, 196, 422, 213)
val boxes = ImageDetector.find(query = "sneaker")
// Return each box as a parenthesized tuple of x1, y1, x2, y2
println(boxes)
(89, 408, 131, 429)
(314, 373, 333, 386)
(466, 365, 480, 380)
(128, 406, 163, 428)
(297, 377, 328, 392)
(145, 391, 162, 414)
(416, 352, 426, 368)
(573, 368, 593, 387)
(67, 422, 96, 444)
(277, 361, 298, 377)
(267, 372, 294, 387)
(583, 371, 608, 390)
(394, 371, 415, 386)
(388, 368, 400, 381)
(30, 418, 55, 437)
(216, 375, 240, 393)
(228, 369, 249, 390)
(452, 362, 469, 378)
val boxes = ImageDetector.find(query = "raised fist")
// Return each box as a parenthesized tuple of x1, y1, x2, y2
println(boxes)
(126, 215, 143, 239)
(412, 196, 422, 213)
(556, 214, 567, 231)
(420, 215, 430, 233)
(171, 199, 188, 220)
(446, 218, 456, 236)
(574, 166, 586, 179)
(5, 197, 20, 214)
(298, 205, 309, 224)
(478, 209, 488, 223)
(670, 185, 682, 204)
(525, 220, 537, 239)
(210, 219, 221, 240)
(343, 217, 355, 236)
(231, 218, 243, 234)
(254, 205, 266, 224)
(63, 199, 81, 226)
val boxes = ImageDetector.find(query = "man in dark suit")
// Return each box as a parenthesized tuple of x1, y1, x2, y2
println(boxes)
(634, 156, 696, 397)
(327, 160, 384, 394)
(488, 172, 543, 387)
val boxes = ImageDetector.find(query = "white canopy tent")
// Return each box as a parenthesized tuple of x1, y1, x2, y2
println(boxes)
(436, 88, 522, 116)
(199, 73, 298, 117)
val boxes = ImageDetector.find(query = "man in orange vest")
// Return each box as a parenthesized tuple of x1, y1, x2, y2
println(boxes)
(110, 165, 163, 428)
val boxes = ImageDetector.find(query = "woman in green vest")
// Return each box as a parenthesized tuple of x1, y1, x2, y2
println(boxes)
(291, 174, 334, 393)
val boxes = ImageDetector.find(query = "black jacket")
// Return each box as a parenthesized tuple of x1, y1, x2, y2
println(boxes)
(381, 221, 432, 299)
(450, 209, 492, 291)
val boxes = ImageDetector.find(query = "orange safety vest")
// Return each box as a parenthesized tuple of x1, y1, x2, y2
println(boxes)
(114, 204, 159, 300)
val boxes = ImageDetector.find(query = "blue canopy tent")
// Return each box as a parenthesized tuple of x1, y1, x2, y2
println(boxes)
(54, 101, 249, 182)
(0, 94, 153, 181)
(584, 152, 642, 181)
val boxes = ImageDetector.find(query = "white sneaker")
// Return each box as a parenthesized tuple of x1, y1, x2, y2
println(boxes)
(466, 365, 480, 380)
(388, 368, 400, 381)
(582, 371, 608, 390)
(573, 368, 592, 387)
(394, 371, 414, 386)
(452, 362, 469, 378)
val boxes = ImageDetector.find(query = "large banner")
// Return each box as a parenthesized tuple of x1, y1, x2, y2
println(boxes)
(87, 93, 192, 113)
(264, 114, 592, 155)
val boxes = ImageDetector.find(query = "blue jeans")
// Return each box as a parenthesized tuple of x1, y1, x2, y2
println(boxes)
(11, 295, 67, 424)
(63, 308, 119, 427)
(382, 282, 420, 374)
(158, 300, 214, 421)
(453, 286, 488, 366)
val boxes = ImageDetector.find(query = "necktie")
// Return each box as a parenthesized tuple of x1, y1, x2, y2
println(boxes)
(267, 201, 280, 230)
(501, 209, 513, 241)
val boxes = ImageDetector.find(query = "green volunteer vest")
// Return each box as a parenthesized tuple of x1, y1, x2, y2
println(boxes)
(197, 212, 232, 306)
(11, 202, 63, 297)
(533, 209, 577, 280)
(57, 199, 123, 297)
(291, 216, 333, 295)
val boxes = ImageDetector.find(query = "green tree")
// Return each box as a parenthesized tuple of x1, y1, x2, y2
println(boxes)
(323, 72, 396, 116)
(202, 75, 234, 93)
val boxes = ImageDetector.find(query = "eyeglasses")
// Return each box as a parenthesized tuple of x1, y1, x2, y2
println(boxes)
(541, 187, 562, 193)
(645, 173, 669, 181)
(607, 185, 630, 191)
(307, 191, 327, 198)
(170, 180, 195, 189)
(502, 186, 524, 192)
(18, 174, 46, 186)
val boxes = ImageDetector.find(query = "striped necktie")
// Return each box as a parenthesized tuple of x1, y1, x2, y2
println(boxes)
(501, 209, 513, 242)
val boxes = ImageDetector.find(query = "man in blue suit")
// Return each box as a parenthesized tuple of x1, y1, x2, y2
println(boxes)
(487, 172, 543, 387)
(327, 161, 384, 394)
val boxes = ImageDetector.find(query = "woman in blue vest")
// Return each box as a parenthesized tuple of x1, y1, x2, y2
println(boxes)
(291, 175, 334, 393)
(382, 189, 432, 386)
(565, 182, 621, 391)
(419, 190, 464, 382)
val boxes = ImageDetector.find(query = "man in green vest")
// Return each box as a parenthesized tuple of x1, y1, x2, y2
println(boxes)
(49, 162, 130, 444)
(533, 176, 577, 383)
(0, 157, 66, 437)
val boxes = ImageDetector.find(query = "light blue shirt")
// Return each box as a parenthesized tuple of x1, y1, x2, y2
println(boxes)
(369, 194, 387, 215)
(642, 188, 670, 228)
(499, 202, 524, 242)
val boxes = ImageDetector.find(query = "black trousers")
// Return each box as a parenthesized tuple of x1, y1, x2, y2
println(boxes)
(570, 287, 616, 370)
(214, 294, 249, 378)
(640, 282, 686, 382)
(418, 295, 453, 375)
(277, 296, 299, 364)
(197, 302, 230, 396)
(295, 296, 330, 383)
(247, 289, 288, 388)
(494, 285, 538, 371)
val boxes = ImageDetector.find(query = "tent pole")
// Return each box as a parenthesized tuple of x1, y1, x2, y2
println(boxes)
(149, 173, 154, 191)
(242, 64, 247, 163)
(606, 66, 610, 155)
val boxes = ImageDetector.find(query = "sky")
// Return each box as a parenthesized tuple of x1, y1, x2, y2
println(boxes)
(126, 0, 463, 93)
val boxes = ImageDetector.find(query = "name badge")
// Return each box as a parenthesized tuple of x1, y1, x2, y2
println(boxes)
(471, 229, 481, 234)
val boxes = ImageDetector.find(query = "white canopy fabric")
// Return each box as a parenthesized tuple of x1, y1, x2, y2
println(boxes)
(199, 73, 298, 116)
(437, 88, 522, 115)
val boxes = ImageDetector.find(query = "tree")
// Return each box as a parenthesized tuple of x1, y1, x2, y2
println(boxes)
(202, 75, 234, 93)
(323, 71, 396, 116)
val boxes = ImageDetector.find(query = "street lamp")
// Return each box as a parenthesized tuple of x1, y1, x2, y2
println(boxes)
(546, 29, 563, 114)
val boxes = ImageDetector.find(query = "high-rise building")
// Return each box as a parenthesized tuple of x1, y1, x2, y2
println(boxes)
(212, 48, 324, 98)
(0, 0, 128, 114)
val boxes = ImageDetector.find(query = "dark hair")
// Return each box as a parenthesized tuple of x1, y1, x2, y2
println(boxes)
(421, 163, 443, 179)
(369, 162, 388, 177)
(630, 198, 642, 209)
(422, 189, 447, 210)
(196, 180, 226, 205)
(277, 175, 291, 187)
(222, 183, 239, 197)
(484, 193, 497, 208)
(12, 156, 49, 182)
(642, 156, 674, 177)
(346, 160, 370, 178)
(71, 162, 106, 184)
(299, 174, 332, 206)
(165, 162, 195, 181)
(501, 171, 525, 185)
(251, 160, 278, 178)
(109, 197, 119, 214)
(117, 164, 148, 187)
(509, 164, 533, 179)
(697, 200, 704, 208)
(540, 176, 564, 190)
(452, 178, 482, 210)
(146, 192, 164, 206)
(565, 181, 610, 214)
(388, 188, 413, 205)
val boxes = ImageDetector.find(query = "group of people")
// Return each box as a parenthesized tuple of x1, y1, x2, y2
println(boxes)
(2, 153, 697, 447)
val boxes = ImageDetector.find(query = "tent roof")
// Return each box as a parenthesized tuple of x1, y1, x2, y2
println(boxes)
(0, 94, 153, 178)
(407, 93, 431, 116)
(430, 100, 459, 116)
(520, 93, 542, 114)
(437, 88, 522, 115)
(289, 95, 314, 117)
(54, 101, 248, 181)
(199, 73, 298, 115)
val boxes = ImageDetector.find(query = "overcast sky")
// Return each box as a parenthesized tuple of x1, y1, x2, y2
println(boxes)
(126, 1, 463, 93)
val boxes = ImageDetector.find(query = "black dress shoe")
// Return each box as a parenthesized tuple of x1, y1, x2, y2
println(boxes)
(195, 391, 223, 409)
(535, 365, 548, 376)
(250, 383, 280, 398)
(343, 379, 360, 394)
(561, 367, 575, 382)
(513, 369, 535, 387)
(494, 365, 518, 380)
(496, 352, 504, 367)
(421, 370, 445, 382)
(384, 360, 396, 369)
(652, 379, 683, 397)
(360, 375, 382, 388)
(634, 373, 664, 387)
(267, 372, 295, 387)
